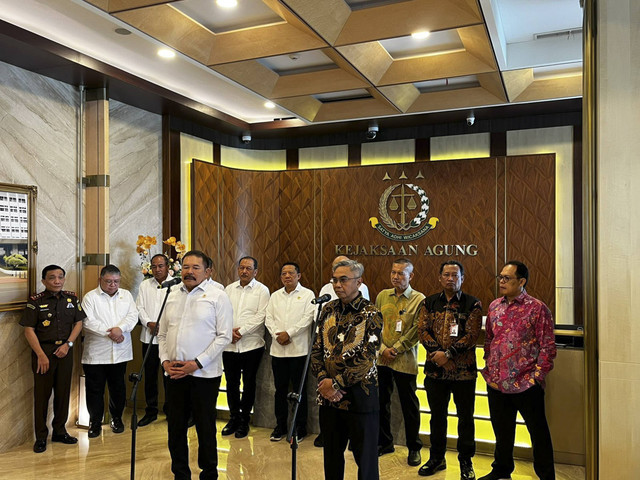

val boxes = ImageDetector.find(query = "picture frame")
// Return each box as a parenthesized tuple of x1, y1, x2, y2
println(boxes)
(0, 183, 37, 311)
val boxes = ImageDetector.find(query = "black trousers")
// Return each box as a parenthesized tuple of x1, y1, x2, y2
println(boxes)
(222, 347, 264, 424)
(271, 355, 307, 431)
(82, 362, 127, 423)
(424, 377, 476, 461)
(32, 345, 74, 441)
(319, 406, 379, 480)
(378, 365, 422, 451)
(487, 384, 555, 480)
(166, 375, 221, 480)
(141, 342, 168, 416)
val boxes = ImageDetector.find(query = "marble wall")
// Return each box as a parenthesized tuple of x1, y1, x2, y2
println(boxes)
(0, 60, 80, 452)
(597, 1, 640, 478)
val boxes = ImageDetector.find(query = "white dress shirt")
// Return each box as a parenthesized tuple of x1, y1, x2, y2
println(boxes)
(157, 278, 233, 378)
(265, 284, 316, 358)
(224, 278, 270, 353)
(136, 274, 173, 345)
(81, 286, 139, 364)
(318, 282, 370, 301)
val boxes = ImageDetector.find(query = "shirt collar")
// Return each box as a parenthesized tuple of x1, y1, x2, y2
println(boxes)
(439, 290, 462, 302)
(391, 285, 413, 298)
(338, 292, 365, 313)
(237, 278, 257, 289)
(151, 274, 172, 287)
(282, 284, 301, 295)
(98, 285, 119, 297)
(500, 289, 528, 304)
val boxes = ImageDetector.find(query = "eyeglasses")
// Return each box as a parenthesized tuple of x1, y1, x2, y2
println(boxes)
(102, 279, 121, 285)
(496, 275, 520, 283)
(329, 276, 361, 285)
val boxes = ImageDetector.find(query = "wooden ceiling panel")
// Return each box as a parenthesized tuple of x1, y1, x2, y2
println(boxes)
(457, 25, 497, 70)
(406, 86, 507, 113)
(336, 42, 394, 85)
(278, 0, 351, 44)
(313, 97, 400, 122)
(271, 69, 369, 98)
(376, 84, 421, 112)
(334, 0, 483, 46)
(511, 76, 583, 103)
(212, 61, 280, 98)
(503, 69, 535, 102)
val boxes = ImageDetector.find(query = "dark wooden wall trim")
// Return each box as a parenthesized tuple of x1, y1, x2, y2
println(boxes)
(490, 132, 507, 157)
(415, 138, 430, 162)
(286, 149, 299, 170)
(162, 115, 181, 240)
(348, 144, 361, 166)
(572, 125, 584, 326)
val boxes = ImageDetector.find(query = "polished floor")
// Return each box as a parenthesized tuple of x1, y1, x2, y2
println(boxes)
(0, 414, 585, 480)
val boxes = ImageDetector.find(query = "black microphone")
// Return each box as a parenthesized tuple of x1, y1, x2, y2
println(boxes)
(158, 277, 182, 289)
(311, 294, 332, 305)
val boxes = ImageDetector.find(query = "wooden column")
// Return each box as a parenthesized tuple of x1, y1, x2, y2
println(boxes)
(83, 88, 109, 292)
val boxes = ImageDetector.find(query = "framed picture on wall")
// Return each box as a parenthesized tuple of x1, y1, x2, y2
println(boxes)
(0, 183, 37, 311)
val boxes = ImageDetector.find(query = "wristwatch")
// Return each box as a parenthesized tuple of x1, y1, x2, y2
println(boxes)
(332, 380, 341, 391)
(67, 341, 74, 348)
(444, 350, 452, 360)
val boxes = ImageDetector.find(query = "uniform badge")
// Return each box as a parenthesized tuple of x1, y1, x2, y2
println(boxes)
(27, 304, 36, 310)
(67, 302, 75, 309)
(47, 313, 52, 318)
(78, 304, 82, 311)
(42, 320, 51, 327)
(39, 304, 48, 309)
(67, 298, 72, 303)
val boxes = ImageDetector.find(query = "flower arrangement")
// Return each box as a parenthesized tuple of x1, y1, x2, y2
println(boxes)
(136, 235, 187, 279)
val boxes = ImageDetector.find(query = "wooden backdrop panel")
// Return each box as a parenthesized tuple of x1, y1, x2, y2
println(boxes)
(191, 155, 555, 314)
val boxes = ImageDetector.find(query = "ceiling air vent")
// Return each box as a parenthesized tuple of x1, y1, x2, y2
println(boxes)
(535, 28, 583, 40)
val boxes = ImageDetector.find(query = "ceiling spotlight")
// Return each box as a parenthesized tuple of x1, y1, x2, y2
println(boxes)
(157, 48, 175, 59)
(466, 112, 475, 126)
(216, 0, 238, 8)
(411, 31, 431, 40)
(366, 125, 379, 140)
(264, 101, 276, 109)
(242, 134, 252, 144)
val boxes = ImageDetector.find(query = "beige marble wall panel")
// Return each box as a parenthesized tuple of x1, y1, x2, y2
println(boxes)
(299, 145, 348, 169)
(361, 139, 414, 165)
(108, 100, 162, 297)
(0, 61, 79, 452)
(597, 2, 640, 478)
(431, 133, 490, 160)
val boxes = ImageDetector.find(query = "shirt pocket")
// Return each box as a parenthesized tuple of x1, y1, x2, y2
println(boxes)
(193, 298, 218, 335)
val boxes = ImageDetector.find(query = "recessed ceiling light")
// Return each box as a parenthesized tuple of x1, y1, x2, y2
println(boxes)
(411, 31, 431, 40)
(216, 0, 238, 8)
(158, 48, 176, 59)
(114, 28, 131, 36)
(264, 101, 276, 109)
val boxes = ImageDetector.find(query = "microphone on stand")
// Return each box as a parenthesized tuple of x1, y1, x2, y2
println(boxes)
(158, 277, 182, 289)
(311, 294, 332, 305)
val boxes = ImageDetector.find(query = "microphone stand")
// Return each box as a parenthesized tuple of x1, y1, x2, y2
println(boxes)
(287, 298, 328, 480)
(128, 282, 175, 480)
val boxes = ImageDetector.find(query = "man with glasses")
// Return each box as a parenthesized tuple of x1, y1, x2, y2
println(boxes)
(479, 261, 557, 480)
(222, 256, 270, 438)
(311, 259, 383, 480)
(265, 262, 315, 442)
(375, 258, 425, 467)
(318, 255, 370, 301)
(136, 254, 172, 427)
(417, 260, 482, 479)
(82, 264, 138, 438)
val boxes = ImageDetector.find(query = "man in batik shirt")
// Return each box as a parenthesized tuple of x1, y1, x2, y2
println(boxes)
(310, 259, 383, 480)
(479, 261, 557, 480)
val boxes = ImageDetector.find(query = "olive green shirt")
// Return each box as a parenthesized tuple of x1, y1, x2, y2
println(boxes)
(375, 286, 425, 375)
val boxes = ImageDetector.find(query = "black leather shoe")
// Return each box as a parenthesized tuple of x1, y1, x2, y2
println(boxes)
(221, 419, 238, 436)
(33, 440, 46, 453)
(418, 458, 446, 477)
(408, 449, 422, 466)
(138, 414, 157, 427)
(377, 444, 395, 456)
(313, 433, 323, 448)
(51, 433, 78, 444)
(234, 423, 249, 438)
(110, 417, 125, 434)
(88, 422, 102, 438)
(460, 460, 476, 480)
(477, 472, 511, 480)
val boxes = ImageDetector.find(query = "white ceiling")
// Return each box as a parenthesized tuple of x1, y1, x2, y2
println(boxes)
(0, 0, 583, 125)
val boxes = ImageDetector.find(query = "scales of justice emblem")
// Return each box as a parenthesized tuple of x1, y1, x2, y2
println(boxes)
(369, 171, 439, 241)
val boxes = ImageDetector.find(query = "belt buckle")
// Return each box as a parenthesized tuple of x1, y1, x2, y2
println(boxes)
(55, 340, 63, 345)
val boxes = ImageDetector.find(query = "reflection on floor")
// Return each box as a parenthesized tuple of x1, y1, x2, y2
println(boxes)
(0, 415, 585, 479)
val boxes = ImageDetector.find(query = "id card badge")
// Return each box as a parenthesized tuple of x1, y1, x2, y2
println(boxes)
(395, 320, 403, 332)
(449, 320, 458, 337)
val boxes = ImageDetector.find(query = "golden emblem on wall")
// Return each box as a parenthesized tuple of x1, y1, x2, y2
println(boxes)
(369, 171, 439, 241)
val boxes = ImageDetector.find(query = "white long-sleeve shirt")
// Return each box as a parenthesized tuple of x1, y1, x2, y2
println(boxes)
(224, 278, 270, 353)
(265, 284, 316, 358)
(81, 286, 139, 364)
(157, 278, 233, 378)
(136, 275, 173, 344)
(318, 282, 370, 301)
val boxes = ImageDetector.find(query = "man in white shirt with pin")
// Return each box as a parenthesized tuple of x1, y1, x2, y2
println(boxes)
(136, 253, 173, 427)
(82, 264, 139, 438)
(221, 256, 270, 439)
(265, 261, 316, 442)
(158, 250, 233, 480)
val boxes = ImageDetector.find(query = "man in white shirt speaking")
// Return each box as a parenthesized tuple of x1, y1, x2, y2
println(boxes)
(81, 264, 138, 438)
(222, 256, 270, 439)
(136, 253, 172, 427)
(158, 250, 233, 480)
(265, 262, 316, 442)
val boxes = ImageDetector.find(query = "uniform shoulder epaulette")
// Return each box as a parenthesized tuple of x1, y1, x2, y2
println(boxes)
(63, 290, 78, 297)
(30, 292, 45, 301)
